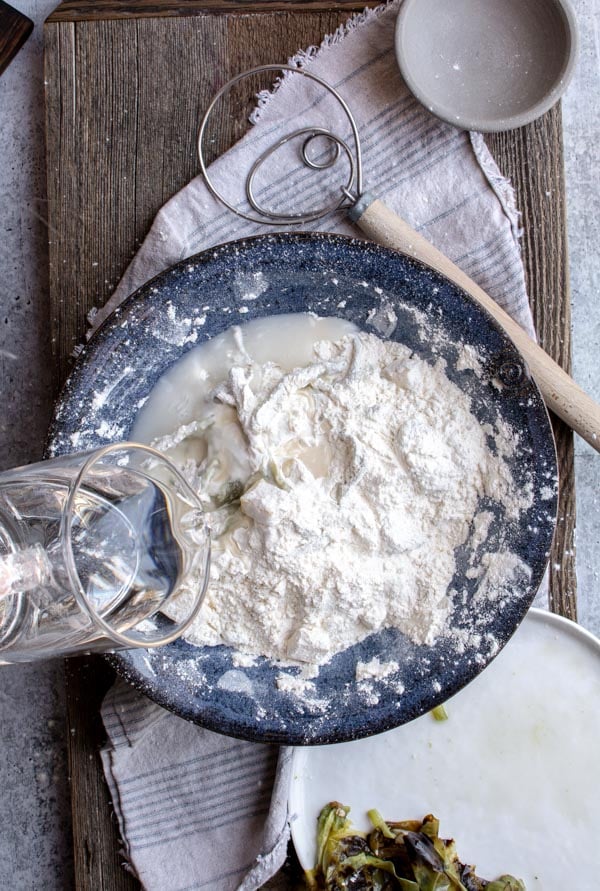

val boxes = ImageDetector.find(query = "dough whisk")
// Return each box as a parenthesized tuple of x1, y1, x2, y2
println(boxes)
(198, 64, 600, 452)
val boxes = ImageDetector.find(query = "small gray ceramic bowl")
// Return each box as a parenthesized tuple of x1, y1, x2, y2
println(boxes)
(395, 0, 578, 132)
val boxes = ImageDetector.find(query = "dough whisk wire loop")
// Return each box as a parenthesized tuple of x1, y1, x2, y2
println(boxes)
(196, 63, 600, 452)
(196, 64, 363, 226)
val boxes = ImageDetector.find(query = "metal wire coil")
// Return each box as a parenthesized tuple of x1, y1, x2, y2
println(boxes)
(197, 64, 364, 226)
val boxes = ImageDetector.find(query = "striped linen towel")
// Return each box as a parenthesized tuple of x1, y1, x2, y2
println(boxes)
(101, 682, 292, 890)
(98, 1, 544, 888)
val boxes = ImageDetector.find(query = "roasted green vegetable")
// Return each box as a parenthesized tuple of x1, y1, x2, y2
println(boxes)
(306, 804, 526, 891)
(306, 803, 397, 891)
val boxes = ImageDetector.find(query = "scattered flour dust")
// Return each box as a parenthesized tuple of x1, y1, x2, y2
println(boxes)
(154, 324, 532, 671)
(355, 657, 400, 682)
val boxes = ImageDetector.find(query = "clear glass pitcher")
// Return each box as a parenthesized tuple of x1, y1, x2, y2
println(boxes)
(0, 443, 210, 663)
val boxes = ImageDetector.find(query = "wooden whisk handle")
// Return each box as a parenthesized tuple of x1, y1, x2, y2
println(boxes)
(351, 196, 600, 453)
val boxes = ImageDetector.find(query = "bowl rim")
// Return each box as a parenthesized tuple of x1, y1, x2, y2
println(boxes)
(47, 231, 558, 745)
(394, 0, 579, 133)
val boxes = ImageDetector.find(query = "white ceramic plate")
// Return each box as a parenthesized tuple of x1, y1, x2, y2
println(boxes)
(289, 608, 600, 886)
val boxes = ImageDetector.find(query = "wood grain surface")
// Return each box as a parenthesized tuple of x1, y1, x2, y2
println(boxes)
(487, 115, 577, 621)
(47, 0, 387, 22)
(44, 3, 575, 888)
(65, 657, 140, 891)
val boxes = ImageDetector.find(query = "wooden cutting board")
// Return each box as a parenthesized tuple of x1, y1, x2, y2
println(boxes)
(44, 2, 576, 888)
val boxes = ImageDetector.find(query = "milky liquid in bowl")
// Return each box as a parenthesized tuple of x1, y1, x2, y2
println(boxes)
(132, 313, 357, 447)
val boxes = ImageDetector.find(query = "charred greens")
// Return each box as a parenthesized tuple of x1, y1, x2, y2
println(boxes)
(305, 804, 526, 891)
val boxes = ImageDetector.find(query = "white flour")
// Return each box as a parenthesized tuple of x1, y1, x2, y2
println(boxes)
(156, 327, 530, 668)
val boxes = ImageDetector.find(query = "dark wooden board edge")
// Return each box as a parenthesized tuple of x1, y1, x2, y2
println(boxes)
(487, 112, 577, 621)
(0, 0, 33, 74)
(47, 0, 379, 23)
(65, 657, 141, 890)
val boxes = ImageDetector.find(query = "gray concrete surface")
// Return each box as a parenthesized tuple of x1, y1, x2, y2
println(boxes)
(1, 2, 74, 889)
(0, 0, 54, 470)
(0, 0, 598, 886)
(563, 0, 600, 635)
(0, 661, 73, 889)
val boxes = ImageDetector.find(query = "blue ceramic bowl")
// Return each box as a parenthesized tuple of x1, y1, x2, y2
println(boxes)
(48, 233, 557, 745)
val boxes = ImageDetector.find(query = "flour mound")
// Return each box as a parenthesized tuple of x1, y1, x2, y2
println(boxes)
(160, 332, 525, 666)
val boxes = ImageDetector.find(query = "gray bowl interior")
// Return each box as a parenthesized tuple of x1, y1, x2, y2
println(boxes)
(395, 0, 578, 131)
